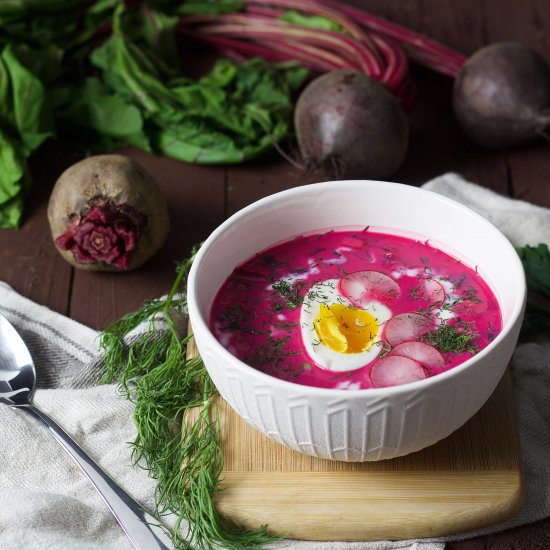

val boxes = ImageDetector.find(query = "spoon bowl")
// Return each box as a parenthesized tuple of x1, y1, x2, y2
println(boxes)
(0, 315, 35, 406)
(0, 312, 172, 550)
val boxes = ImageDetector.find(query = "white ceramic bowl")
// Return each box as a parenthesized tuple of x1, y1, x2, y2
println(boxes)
(187, 180, 526, 462)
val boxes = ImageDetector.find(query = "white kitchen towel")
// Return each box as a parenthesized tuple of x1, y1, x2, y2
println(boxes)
(0, 172, 549, 550)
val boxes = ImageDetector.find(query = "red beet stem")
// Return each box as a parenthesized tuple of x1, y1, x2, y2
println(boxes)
(371, 35, 408, 91)
(178, 27, 348, 72)
(177, 0, 464, 109)
(181, 14, 385, 79)
(247, 0, 385, 67)
(219, 47, 247, 63)
(247, 0, 465, 76)
(404, 48, 465, 78)
(320, 0, 466, 76)
(220, 13, 380, 75)
(244, 5, 284, 18)
(248, 0, 370, 41)
(262, 40, 358, 71)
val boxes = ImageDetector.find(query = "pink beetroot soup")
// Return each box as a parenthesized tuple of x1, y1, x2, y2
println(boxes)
(209, 229, 502, 390)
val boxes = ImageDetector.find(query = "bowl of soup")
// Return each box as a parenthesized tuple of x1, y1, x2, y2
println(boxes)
(187, 180, 526, 461)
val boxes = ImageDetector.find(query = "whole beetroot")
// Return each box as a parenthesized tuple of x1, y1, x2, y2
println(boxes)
(453, 42, 550, 149)
(48, 155, 169, 271)
(294, 70, 409, 180)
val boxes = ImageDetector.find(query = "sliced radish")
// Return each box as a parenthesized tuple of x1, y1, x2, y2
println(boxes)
(389, 341, 445, 372)
(341, 236, 364, 249)
(384, 313, 433, 346)
(340, 270, 400, 308)
(421, 278, 445, 305)
(370, 356, 427, 388)
(451, 283, 488, 315)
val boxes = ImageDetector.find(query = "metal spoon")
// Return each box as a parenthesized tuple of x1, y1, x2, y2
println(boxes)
(0, 313, 172, 550)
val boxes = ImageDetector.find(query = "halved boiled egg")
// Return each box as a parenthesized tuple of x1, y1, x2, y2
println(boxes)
(300, 279, 393, 372)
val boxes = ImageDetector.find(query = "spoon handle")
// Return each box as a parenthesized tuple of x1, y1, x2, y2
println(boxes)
(19, 404, 172, 550)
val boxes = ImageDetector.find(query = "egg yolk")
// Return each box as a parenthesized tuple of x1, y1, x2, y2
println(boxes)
(314, 303, 379, 353)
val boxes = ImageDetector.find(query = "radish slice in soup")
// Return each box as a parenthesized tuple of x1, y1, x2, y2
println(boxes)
(341, 236, 364, 249)
(370, 356, 427, 388)
(389, 341, 445, 371)
(422, 278, 445, 305)
(340, 270, 400, 307)
(384, 313, 433, 346)
(451, 283, 488, 315)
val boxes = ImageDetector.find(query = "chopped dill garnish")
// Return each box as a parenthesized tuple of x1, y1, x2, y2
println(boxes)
(451, 274, 466, 290)
(271, 279, 306, 310)
(218, 305, 267, 335)
(377, 340, 392, 358)
(99, 247, 279, 549)
(440, 286, 483, 312)
(464, 287, 482, 303)
(422, 322, 478, 355)
(272, 320, 299, 331)
(247, 335, 299, 369)
(217, 304, 246, 330)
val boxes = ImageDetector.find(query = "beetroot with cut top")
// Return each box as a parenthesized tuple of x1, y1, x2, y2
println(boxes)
(294, 69, 409, 180)
(453, 42, 550, 149)
(48, 155, 169, 271)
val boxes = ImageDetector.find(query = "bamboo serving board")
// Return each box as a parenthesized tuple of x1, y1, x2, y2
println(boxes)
(187, 335, 523, 541)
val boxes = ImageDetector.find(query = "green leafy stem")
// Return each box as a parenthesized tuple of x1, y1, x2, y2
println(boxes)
(99, 247, 279, 549)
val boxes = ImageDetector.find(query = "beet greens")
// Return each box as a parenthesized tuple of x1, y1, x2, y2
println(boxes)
(2, 0, 549, 228)
(0, 1, 308, 228)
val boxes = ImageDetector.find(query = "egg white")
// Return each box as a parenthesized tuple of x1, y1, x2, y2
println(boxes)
(299, 279, 393, 372)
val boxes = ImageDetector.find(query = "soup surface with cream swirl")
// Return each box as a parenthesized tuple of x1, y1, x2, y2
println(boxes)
(209, 229, 502, 390)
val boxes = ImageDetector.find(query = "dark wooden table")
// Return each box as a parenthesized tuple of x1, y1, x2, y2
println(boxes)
(1, 1, 549, 548)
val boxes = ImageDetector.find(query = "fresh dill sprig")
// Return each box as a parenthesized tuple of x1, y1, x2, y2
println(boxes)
(98, 246, 280, 549)
(422, 322, 478, 355)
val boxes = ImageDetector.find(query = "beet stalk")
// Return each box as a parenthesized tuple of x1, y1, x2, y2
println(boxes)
(318, 0, 467, 77)
(181, 3, 550, 151)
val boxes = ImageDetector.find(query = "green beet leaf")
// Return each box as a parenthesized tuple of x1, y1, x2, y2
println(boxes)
(91, 37, 178, 116)
(1, 44, 54, 153)
(278, 9, 345, 32)
(0, 43, 53, 228)
(90, 5, 308, 164)
(55, 77, 149, 152)
(135, 7, 180, 70)
(0, 127, 27, 229)
(516, 243, 550, 337)
(0, 0, 308, 224)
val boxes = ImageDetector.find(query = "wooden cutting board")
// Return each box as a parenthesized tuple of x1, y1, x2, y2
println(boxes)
(187, 336, 523, 541)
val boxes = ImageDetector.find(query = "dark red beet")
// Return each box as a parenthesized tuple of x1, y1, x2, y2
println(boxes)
(453, 42, 550, 149)
(294, 70, 409, 180)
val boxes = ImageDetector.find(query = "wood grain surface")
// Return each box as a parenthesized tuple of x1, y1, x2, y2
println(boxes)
(1, 1, 549, 548)
(185, 335, 523, 541)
